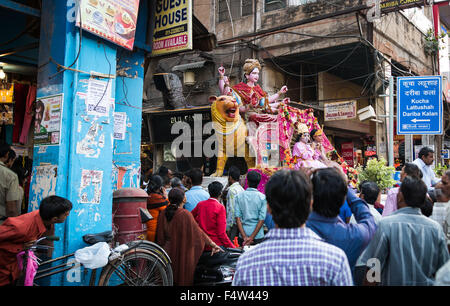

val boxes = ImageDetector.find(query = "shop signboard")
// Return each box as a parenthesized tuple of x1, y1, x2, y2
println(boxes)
(324, 100, 357, 121)
(151, 0, 193, 56)
(442, 149, 450, 159)
(380, 0, 426, 13)
(34, 94, 63, 146)
(146, 108, 211, 144)
(77, 0, 140, 51)
(397, 76, 442, 135)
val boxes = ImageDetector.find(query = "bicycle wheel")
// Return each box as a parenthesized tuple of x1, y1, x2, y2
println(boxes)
(128, 240, 173, 285)
(97, 248, 171, 286)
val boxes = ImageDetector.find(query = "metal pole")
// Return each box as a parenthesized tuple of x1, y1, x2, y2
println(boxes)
(389, 76, 394, 167)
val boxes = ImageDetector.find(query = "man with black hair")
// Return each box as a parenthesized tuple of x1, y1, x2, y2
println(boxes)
(0, 144, 22, 224)
(0, 195, 72, 285)
(350, 181, 382, 224)
(226, 166, 244, 240)
(233, 169, 352, 286)
(413, 146, 439, 189)
(235, 171, 267, 246)
(184, 168, 209, 212)
(192, 181, 235, 249)
(306, 167, 377, 273)
(361, 176, 449, 286)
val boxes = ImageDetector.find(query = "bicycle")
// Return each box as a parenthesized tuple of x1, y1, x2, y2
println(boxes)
(17, 231, 173, 286)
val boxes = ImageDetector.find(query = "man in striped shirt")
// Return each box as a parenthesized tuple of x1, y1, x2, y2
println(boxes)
(232, 169, 353, 286)
(360, 176, 450, 286)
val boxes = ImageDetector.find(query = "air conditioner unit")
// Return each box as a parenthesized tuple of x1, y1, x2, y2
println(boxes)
(357, 105, 376, 122)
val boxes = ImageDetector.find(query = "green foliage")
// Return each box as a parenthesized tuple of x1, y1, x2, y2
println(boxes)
(434, 163, 448, 178)
(356, 158, 396, 192)
(424, 28, 447, 56)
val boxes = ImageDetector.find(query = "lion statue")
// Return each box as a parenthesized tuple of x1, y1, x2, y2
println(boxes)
(209, 95, 255, 177)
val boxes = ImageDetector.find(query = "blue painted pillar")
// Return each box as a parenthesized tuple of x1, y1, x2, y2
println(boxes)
(31, 0, 117, 286)
(112, 49, 145, 190)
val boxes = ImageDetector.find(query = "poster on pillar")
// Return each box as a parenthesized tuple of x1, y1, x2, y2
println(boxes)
(76, 0, 140, 51)
(34, 94, 63, 146)
(151, 0, 193, 56)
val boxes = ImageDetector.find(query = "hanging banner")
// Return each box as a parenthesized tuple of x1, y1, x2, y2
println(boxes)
(151, 0, 193, 56)
(34, 94, 63, 146)
(77, 0, 140, 51)
(324, 100, 357, 121)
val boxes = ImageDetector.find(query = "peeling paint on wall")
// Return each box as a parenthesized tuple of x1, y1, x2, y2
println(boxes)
(76, 121, 104, 158)
(29, 164, 58, 211)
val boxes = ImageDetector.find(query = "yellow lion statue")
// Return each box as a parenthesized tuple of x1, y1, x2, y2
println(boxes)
(209, 95, 255, 177)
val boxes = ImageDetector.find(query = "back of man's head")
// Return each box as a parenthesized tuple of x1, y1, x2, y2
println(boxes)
(359, 181, 380, 205)
(208, 181, 223, 199)
(7, 149, 16, 163)
(39, 196, 73, 222)
(247, 171, 261, 189)
(0, 143, 11, 159)
(228, 166, 240, 182)
(186, 168, 203, 186)
(311, 168, 348, 218)
(157, 166, 169, 177)
(403, 162, 423, 179)
(265, 170, 312, 228)
(400, 176, 427, 208)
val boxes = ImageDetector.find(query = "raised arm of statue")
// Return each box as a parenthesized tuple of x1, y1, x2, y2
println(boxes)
(268, 85, 288, 104)
(218, 66, 231, 95)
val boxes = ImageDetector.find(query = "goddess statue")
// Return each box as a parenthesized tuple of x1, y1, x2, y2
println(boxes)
(292, 124, 327, 170)
(218, 59, 288, 124)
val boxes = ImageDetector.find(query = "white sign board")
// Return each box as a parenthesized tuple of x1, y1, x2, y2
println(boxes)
(324, 100, 357, 121)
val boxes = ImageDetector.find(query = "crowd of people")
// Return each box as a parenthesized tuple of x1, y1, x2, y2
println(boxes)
(142, 146, 450, 286)
(0, 142, 449, 287)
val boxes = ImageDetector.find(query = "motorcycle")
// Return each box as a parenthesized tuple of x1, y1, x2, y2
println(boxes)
(194, 246, 243, 286)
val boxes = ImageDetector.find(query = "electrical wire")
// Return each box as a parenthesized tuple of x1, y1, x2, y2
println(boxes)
(49, 2, 83, 79)
(90, 43, 113, 114)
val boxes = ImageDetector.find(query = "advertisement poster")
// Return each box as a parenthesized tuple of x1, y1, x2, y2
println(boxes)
(77, 0, 140, 51)
(86, 78, 112, 116)
(113, 112, 127, 140)
(341, 142, 354, 167)
(324, 100, 357, 121)
(34, 94, 63, 146)
(152, 0, 193, 56)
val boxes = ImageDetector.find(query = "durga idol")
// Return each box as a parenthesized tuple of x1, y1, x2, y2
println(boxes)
(218, 59, 288, 124)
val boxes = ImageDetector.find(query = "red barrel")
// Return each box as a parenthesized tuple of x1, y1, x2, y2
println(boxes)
(112, 188, 149, 245)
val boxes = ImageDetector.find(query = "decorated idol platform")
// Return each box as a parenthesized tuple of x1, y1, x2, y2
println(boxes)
(207, 59, 358, 193)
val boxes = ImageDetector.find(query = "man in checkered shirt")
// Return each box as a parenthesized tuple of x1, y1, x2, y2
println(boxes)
(232, 169, 353, 286)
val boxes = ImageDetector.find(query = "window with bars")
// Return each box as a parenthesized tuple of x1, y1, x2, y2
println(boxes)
(218, 0, 253, 22)
(264, 0, 286, 12)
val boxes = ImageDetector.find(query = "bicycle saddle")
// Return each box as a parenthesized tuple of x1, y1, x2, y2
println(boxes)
(82, 231, 113, 245)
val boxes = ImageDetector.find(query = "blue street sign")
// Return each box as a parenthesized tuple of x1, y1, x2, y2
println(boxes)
(397, 76, 443, 135)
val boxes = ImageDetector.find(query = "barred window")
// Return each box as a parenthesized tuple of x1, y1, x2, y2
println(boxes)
(218, 0, 253, 22)
(242, 0, 253, 16)
(264, 0, 286, 12)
